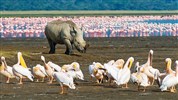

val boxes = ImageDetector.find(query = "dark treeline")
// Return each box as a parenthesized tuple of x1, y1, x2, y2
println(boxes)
(0, 0, 177, 11)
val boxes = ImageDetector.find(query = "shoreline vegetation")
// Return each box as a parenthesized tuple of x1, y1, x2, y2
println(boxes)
(1, 10, 178, 17)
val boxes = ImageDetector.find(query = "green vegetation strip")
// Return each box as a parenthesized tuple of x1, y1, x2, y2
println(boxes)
(1, 10, 178, 17)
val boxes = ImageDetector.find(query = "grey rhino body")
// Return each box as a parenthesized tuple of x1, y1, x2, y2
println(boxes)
(45, 20, 88, 55)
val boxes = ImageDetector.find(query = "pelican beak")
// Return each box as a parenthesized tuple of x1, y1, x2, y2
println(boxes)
(20, 54, 27, 68)
(73, 64, 77, 69)
(128, 60, 133, 69)
(166, 60, 171, 70)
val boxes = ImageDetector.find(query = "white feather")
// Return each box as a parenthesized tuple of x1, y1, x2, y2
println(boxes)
(160, 60, 178, 91)
(36, 64, 47, 76)
(104, 63, 121, 81)
(53, 72, 76, 89)
(47, 61, 61, 72)
(115, 57, 134, 85)
(88, 64, 95, 77)
(13, 64, 33, 81)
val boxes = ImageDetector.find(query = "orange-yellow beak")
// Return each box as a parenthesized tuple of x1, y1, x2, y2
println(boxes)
(20, 54, 27, 68)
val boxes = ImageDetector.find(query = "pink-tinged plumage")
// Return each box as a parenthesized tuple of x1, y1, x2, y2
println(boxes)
(160, 60, 178, 93)
(0, 56, 15, 83)
(41, 56, 54, 84)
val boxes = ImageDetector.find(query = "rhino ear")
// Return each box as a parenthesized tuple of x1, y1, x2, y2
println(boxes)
(70, 27, 77, 37)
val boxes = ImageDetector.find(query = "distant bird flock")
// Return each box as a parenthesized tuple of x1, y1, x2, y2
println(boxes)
(1, 15, 178, 38)
(1, 50, 178, 94)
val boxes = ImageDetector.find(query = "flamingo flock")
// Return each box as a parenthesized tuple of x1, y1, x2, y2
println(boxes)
(1, 15, 178, 38)
(1, 50, 178, 94)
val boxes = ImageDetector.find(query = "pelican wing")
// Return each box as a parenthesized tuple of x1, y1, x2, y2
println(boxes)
(75, 70, 84, 80)
(62, 64, 73, 71)
(104, 63, 120, 81)
(33, 68, 46, 77)
(160, 74, 177, 90)
(13, 64, 33, 81)
(117, 68, 131, 85)
(6, 66, 14, 76)
(53, 72, 75, 89)
(140, 73, 150, 86)
(37, 65, 47, 76)
(89, 64, 95, 77)
(47, 61, 61, 72)
(130, 73, 138, 83)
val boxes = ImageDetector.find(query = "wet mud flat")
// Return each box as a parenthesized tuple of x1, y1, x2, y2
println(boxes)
(0, 37, 178, 100)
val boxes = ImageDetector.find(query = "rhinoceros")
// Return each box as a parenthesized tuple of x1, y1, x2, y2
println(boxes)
(44, 20, 88, 55)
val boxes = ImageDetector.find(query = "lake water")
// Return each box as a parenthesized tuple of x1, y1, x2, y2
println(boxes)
(144, 19, 178, 24)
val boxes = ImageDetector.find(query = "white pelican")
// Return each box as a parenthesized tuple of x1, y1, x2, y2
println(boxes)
(115, 57, 134, 88)
(12, 52, 33, 84)
(61, 62, 84, 85)
(88, 62, 105, 82)
(47, 61, 61, 72)
(104, 61, 122, 85)
(141, 50, 153, 68)
(141, 65, 161, 85)
(62, 62, 81, 72)
(0, 56, 15, 83)
(93, 68, 107, 84)
(155, 58, 175, 87)
(160, 60, 178, 93)
(165, 58, 175, 74)
(41, 56, 54, 84)
(140, 50, 156, 85)
(131, 62, 150, 92)
(53, 71, 76, 94)
(88, 62, 104, 78)
(32, 64, 47, 82)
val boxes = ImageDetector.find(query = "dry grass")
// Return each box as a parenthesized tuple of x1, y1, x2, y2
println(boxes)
(1, 10, 178, 17)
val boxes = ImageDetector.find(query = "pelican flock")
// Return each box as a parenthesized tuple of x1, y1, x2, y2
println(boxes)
(0, 50, 178, 94)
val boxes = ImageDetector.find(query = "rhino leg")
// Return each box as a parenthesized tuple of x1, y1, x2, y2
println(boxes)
(48, 39, 56, 54)
(64, 39, 73, 55)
